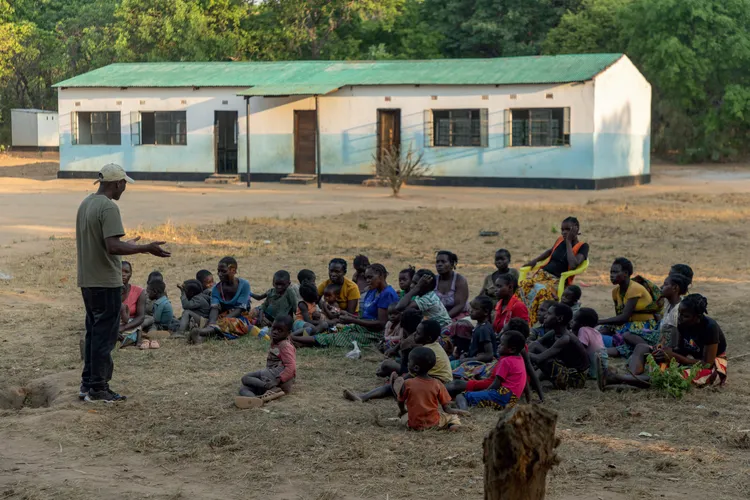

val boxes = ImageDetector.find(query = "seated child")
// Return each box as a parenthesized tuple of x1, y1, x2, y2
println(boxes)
(382, 308, 423, 365)
(251, 270, 298, 327)
(190, 256, 252, 343)
(492, 273, 529, 333)
(288, 269, 316, 305)
(560, 285, 582, 317)
(479, 249, 520, 304)
(138, 280, 172, 349)
(398, 266, 416, 298)
(343, 318, 452, 403)
(145, 271, 164, 316)
(352, 254, 371, 293)
(149, 279, 174, 330)
(529, 303, 590, 390)
(235, 315, 296, 409)
(321, 283, 342, 321)
(292, 284, 327, 336)
(395, 269, 452, 330)
(448, 318, 544, 403)
(393, 346, 468, 431)
(175, 279, 211, 337)
(196, 269, 215, 292)
(455, 330, 527, 410)
(453, 295, 496, 362)
(380, 303, 404, 353)
(572, 308, 608, 379)
(529, 300, 556, 342)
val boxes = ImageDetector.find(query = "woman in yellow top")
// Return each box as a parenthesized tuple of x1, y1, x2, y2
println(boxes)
(317, 258, 360, 317)
(598, 257, 659, 358)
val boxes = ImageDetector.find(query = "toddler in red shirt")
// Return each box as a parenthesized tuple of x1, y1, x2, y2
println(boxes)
(455, 331, 527, 410)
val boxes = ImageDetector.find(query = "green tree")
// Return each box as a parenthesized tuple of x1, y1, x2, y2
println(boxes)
(113, 0, 251, 62)
(545, 0, 750, 161)
(543, 0, 629, 55)
(250, 0, 405, 60)
(622, 0, 750, 160)
(359, 0, 443, 60)
(424, 0, 583, 58)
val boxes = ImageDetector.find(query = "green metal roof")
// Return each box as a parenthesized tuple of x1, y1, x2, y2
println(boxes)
(53, 54, 624, 90)
(238, 84, 341, 96)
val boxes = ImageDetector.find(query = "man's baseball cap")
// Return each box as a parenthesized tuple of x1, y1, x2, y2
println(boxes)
(94, 163, 134, 184)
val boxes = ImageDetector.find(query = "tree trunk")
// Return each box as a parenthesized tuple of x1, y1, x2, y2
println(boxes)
(483, 405, 560, 500)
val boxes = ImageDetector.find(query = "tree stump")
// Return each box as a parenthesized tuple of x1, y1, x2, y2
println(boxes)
(483, 405, 560, 500)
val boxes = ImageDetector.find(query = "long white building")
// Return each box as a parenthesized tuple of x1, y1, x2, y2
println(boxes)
(54, 53, 651, 189)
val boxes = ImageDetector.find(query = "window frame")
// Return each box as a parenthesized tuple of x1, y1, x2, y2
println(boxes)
(424, 108, 488, 148)
(73, 111, 122, 146)
(505, 107, 571, 148)
(133, 111, 187, 146)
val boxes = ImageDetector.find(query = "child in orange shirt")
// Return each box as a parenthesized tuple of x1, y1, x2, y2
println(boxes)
(393, 346, 468, 431)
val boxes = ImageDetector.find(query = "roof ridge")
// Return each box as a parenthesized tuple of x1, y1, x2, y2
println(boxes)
(53, 54, 629, 88)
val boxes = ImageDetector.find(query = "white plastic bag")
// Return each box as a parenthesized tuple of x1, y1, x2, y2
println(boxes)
(345, 341, 361, 360)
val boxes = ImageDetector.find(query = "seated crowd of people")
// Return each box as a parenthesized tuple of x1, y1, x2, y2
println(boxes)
(117, 217, 728, 431)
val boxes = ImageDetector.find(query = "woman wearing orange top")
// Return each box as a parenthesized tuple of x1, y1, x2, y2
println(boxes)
(519, 217, 589, 325)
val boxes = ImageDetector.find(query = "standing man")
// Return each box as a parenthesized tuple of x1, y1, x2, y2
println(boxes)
(77, 164, 170, 402)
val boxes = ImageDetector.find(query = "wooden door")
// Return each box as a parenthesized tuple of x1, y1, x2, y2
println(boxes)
(294, 110, 317, 175)
(377, 109, 401, 163)
(215, 111, 238, 174)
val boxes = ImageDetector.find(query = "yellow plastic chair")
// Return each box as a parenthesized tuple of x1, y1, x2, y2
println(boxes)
(518, 259, 590, 299)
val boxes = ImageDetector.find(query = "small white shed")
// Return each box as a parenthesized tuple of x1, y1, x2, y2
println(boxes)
(11, 109, 59, 149)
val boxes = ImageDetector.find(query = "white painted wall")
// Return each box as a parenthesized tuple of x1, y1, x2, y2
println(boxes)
(11, 109, 39, 146)
(251, 83, 597, 179)
(58, 73, 651, 183)
(58, 88, 248, 174)
(11, 109, 58, 147)
(36, 112, 59, 147)
(592, 56, 652, 179)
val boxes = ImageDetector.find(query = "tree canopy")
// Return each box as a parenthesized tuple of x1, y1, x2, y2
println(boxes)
(2, 0, 750, 161)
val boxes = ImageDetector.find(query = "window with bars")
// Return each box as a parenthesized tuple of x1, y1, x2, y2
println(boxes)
(72, 112, 121, 145)
(505, 108, 570, 147)
(134, 111, 187, 146)
(424, 109, 488, 147)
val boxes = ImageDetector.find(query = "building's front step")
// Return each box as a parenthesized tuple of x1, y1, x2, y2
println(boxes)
(280, 174, 317, 185)
(204, 174, 240, 184)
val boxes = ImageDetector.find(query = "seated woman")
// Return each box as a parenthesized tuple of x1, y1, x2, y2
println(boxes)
(189, 256, 252, 343)
(479, 249, 519, 304)
(597, 294, 727, 390)
(317, 258, 360, 318)
(434, 251, 470, 321)
(294, 264, 399, 348)
(120, 260, 147, 335)
(520, 217, 589, 325)
(598, 257, 659, 358)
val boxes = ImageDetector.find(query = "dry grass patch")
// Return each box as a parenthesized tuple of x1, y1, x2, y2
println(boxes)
(1, 190, 749, 499)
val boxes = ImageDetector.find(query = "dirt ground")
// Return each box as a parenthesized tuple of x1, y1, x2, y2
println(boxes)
(1, 154, 750, 499)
